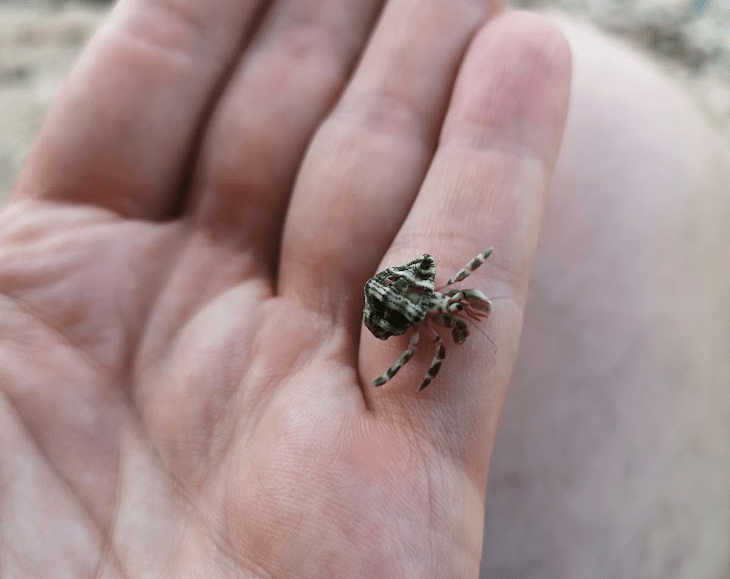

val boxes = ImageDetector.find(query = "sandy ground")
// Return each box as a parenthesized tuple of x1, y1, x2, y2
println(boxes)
(0, 0, 109, 202)
(1, 0, 729, 204)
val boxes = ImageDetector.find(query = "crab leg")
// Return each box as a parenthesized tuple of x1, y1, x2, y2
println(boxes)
(444, 246, 493, 286)
(372, 330, 421, 387)
(443, 289, 492, 321)
(432, 312, 470, 344)
(418, 325, 446, 391)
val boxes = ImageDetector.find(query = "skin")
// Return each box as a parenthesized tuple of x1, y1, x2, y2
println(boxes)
(0, 1, 570, 578)
(482, 18, 730, 579)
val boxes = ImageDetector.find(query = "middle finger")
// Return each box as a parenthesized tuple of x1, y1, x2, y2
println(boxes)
(188, 0, 384, 274)
(279, 0, 502, 320)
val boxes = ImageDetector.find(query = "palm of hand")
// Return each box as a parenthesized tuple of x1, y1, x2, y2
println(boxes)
(1, 201, 465, 575)
(0, 2, 570, 577)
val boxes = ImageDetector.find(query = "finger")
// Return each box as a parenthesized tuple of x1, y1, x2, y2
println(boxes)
(278, 0, 502, 321)
(187, 0, 384, 272)
(13, 0, 270, 218)
(361, 12, 572, 484)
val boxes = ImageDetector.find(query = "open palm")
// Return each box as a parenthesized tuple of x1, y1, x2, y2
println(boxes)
(0, 1, 570, 577)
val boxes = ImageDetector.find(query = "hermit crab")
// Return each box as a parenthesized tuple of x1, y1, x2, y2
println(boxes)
(363, 247, 493, 391)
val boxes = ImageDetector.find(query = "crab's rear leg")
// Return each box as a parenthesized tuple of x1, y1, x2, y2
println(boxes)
(418, 324, 447, 391)
(372, 330, 421, 387)
(444, 247, 493, 287)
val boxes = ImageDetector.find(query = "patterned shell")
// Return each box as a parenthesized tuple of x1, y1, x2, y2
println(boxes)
(363, 254, 436, 340)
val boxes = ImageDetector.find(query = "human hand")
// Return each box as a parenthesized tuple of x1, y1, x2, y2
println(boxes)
(0, 1, 570, 576)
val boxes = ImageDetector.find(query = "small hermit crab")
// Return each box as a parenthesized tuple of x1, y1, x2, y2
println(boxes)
(363, 247, 493, 391)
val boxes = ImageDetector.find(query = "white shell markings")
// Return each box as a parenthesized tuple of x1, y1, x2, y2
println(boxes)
(363, 247, 493, 391)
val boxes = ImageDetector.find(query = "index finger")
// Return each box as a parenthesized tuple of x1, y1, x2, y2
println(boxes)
(361, 12, 571, 485)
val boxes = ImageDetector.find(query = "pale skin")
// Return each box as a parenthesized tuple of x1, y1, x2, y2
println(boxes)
(0, 1, 571, 578)
(483, 18, 730, 578)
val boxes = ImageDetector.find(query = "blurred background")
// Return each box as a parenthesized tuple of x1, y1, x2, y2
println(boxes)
(0, 0, 728, 204)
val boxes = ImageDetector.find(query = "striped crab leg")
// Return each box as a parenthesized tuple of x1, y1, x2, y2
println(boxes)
(418, 324, 447, 391)
(372, 330, 421, 387)
(444, 247, 493, 286)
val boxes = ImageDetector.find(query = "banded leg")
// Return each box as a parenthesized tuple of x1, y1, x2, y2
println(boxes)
(444, 247, 493, 286)
(445, 290, 464, 310)
(418, 325, 446, 391)
(432, 313, 469, 344)
(373, 330, 420, 387)
(444, 288, 492, 317)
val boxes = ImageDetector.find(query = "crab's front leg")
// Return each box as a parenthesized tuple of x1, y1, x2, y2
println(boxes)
(444, 289, 492, 318)
(372, 330, 421, 387)
(432, 312, 470, 344)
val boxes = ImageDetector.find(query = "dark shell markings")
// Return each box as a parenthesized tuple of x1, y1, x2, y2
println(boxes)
(363, 248, 493, 391)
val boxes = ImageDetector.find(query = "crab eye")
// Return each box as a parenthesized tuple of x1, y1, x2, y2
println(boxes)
(383, 275, 399, 286)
